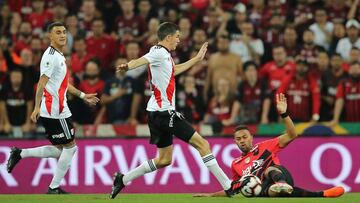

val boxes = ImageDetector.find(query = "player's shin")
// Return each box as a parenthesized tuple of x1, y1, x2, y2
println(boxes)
(21, 145, 62, 158)
(289, 187, 324, 197)
(49, 145, 77, 189)
(202, 154, 232, 191)
(122, 159, 157, 185)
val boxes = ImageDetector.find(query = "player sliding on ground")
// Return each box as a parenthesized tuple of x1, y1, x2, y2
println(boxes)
(110, 22, 234, 198)
(194, 93, 345, 198)
(6, 22, 99, 194)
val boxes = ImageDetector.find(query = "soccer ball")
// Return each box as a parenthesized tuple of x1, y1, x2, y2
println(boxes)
(239, 175, 262, 197)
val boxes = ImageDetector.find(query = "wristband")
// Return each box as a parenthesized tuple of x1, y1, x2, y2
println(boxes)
(79, 92, 86, 99)
(280, 112, 289, 118)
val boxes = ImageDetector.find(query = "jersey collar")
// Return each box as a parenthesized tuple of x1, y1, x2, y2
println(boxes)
(156, 44, 171, 53)
(50, 46, 64, 56)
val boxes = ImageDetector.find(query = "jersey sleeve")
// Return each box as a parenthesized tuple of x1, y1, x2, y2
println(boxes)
(259, 137, 282, 154)
(143, 48, 161, 64)
(336, 81, 345, 99)
(40, 55, 56, 78)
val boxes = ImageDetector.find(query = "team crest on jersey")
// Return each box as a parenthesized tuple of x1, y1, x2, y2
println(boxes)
(245, 157, 250, 164)
(45, 62, 50, 67)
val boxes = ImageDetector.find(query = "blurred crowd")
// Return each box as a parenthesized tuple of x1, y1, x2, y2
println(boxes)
(0, 0, 360, 137)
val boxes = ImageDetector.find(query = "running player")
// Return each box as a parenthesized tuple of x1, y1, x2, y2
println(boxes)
(110, 22, 233, 198)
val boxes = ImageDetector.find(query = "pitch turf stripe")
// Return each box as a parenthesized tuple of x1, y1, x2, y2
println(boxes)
(60, 119, 71, 139)
(202, 155, 215, 163)
(148, 160, 157, 171)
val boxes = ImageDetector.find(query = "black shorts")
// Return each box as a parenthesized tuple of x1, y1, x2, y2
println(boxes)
(40, 117, 75, 145)
(260, 165, 294, 197)
(147, 110, 195, 148)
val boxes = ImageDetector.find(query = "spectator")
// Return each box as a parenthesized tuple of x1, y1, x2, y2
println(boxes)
(101, 58, 134, 124)
(124, 41, 146, 79)
(336, 19, 360, 61)
(330, 61, 360, 125)
(259, 45, 296, 123)
(262, 13, 285, 46)
(204, 34, 243, 101)
(8, 12, 22, 39)
(203, 6, 223, 44)
(78, 0, 97, 32)
(65, 14, 84, 51)
(137, 0, 157, 22)
(229, 21, 264, 64)
(277, 59, 320, 122)
(297, 29, 323, 66)
(283, 25, 299, 60)
(293, 0, 313, 30)
(143, 18, 159, 50)
(78, 60, 105, 124)
(327, 0, 350, 23)
(114, 0, 147, 42)
(26, 0, 53, 35)
(30, 37, 43, 67)
(203, 78, 240, 130)
(219, 3, 247, 40)
(0, 4, 11, 36)
(71, 35, 93, 75)
(192, 29, 208, 52)
(349, 47, 360, 63)
(176, 74, 205, 124)
(177, 17, 192, 62)
(309, 8, 334, 50)
(320, 54, 347, 121)
(13, 21, 32, 55)
(248, 0, 265, 29)
(86, 18, 117, 72)
(313, 50, 330, 79)
(0, 69, 34, 136)
(329, 22, 346, 56)
(237, 61, 270, 124)
(52, 1, 68, 23)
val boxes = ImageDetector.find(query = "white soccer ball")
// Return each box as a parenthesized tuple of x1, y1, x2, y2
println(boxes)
(239, 175, 262, 197)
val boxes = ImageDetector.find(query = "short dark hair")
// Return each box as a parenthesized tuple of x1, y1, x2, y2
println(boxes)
(234, 125, 250, 133)
(157, 22, 179, 41)
(47, 22, 66, 33)
(243, 61, 258, 71)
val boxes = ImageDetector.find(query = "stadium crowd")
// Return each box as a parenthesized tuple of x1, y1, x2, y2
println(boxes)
(0, 0, 360, 137)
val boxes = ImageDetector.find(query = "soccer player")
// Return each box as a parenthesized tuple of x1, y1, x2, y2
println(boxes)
(110, 22, 233, 198)
(194, 93, 345, 198)
(6, 22, 99, 194)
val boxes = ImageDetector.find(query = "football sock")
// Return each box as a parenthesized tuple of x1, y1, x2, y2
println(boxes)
(289, 187, 323, 197)
(49, 145, 77, 189)
(202, 154, 231, 190)
(268, 170, 287, 183)
(123, 159, 157, 185)
(20, 145, 62, 158)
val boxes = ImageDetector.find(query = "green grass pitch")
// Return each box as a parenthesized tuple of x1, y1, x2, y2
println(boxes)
(0, 193, 359, 203)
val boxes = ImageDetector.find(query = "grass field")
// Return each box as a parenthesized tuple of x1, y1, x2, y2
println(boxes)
(0, 193, 359, 203)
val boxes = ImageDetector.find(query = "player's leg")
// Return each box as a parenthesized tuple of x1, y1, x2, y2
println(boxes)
(110, 111, 174, 199)
(265, 166, 294, 197)
(46, 117, 77, 194)
(6, 117, 70, 173)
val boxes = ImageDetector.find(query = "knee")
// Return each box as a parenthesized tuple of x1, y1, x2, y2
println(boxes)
(265, 166, 280, 177)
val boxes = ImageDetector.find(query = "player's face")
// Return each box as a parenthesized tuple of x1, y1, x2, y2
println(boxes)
(168, 31, 180, 51)
(50, 26, 67, 47)
(234, 130, 253, 153)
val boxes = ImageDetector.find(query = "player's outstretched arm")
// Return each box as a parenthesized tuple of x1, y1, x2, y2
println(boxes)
(193, 190, 227, 197)
(174, 42, 208, 76)
(68, 84, 99, 106)
(31, 75, 50, 123)
(116, 57, 149, 73)
(277, 93, 298, 148)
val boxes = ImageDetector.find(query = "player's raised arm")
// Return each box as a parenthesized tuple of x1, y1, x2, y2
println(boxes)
(116, 57, 149, 73)
(31, 75, 50, 123)
(174, 42, 208, 76)
(277, 93, 298, 148)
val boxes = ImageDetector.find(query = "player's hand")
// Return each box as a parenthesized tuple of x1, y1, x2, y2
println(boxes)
(193, 193, 212, 197)
(116, 63, 129, 73)
(84, 93, 100, 106)
(31, 107, 40, 123)
(276, 93, 287, 114)
(196, 42, 208, 61)
(3, 122, 12, 133)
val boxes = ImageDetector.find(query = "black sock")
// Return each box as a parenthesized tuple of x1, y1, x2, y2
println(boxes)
(289, 187, 323, 197)
(268, 170, 287, 183)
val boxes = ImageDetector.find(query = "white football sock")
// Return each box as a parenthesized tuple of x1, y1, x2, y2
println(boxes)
(20, 145, 62, 158)
(49, 145, 77, 189)
(202, 154, 231, 190)
(122, 159, 157, 185)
